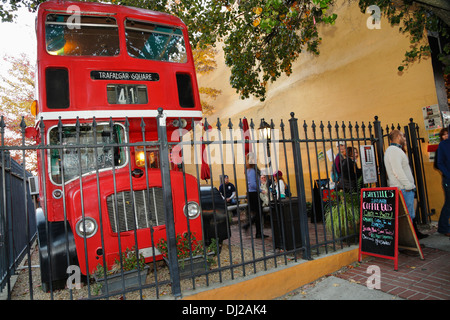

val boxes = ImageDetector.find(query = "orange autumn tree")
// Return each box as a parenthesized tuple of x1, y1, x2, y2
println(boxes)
(0, 53, 37, 172)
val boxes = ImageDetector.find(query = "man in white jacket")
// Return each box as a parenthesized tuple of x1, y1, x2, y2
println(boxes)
(384, 129, 428, 239)
(384, 130, 415, 216)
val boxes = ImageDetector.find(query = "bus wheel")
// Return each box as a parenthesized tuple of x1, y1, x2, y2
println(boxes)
(36, 208, 78, 292)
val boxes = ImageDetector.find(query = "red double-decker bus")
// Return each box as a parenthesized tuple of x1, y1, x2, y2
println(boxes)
(32, 0, 203, 290)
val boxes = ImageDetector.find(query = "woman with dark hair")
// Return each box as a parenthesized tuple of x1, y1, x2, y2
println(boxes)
(341, 146, 362, 192)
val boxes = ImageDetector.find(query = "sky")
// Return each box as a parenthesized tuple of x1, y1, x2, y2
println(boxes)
(0, 7, 37, 76)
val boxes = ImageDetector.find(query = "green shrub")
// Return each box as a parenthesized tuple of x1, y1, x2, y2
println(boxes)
(324, 191, 360, 239)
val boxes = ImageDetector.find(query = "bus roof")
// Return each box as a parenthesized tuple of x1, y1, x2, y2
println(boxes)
(38, 0, 186, 26)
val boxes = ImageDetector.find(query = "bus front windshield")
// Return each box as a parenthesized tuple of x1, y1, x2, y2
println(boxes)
(49, 124, 126, 184)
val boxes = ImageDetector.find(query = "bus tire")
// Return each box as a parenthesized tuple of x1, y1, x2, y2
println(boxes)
(36, 208, 78, 292)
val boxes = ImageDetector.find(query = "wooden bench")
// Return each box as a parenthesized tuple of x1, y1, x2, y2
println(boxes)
(226, 195, 248, 212)
(226, 195, 270, 213)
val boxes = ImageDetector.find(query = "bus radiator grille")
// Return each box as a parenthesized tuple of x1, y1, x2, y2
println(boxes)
(106, 188, 165, 233)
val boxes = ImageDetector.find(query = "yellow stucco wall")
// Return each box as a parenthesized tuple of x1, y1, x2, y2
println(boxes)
(196, 0, 445, 220)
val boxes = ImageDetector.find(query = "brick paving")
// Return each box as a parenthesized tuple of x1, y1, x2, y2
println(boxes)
(335, 244, 450, 300)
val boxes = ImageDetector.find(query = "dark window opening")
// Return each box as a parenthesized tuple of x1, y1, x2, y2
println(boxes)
(176, 73, 194, 108)
(46, 68, 70, 109)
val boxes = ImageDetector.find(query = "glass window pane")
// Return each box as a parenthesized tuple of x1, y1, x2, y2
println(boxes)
(49, 124, 126, 184)
(45, 14, 120, 56)
(125, 19, 187, 63)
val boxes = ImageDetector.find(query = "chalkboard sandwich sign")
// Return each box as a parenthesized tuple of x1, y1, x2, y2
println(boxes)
(358, 187, 423, 271)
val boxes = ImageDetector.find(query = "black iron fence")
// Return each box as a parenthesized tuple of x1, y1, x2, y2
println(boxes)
(0, 151, 37, 298)
(0, 111, 430, 299)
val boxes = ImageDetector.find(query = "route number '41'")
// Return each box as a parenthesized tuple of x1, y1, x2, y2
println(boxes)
(107, 84, 148, 105)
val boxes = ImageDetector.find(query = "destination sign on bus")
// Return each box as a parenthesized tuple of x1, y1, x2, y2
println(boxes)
(91, 71, 160, 82)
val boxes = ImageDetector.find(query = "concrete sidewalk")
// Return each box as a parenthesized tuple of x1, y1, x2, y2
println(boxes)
(285, 276, 404, 300)
(278, 228, 450, 300)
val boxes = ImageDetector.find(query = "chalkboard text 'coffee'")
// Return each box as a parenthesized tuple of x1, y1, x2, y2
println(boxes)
(359, 187, 424, 270)
(360, 188, 397, 258)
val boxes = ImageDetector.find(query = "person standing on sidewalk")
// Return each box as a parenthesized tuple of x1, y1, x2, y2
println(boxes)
(384, 129, 428, 239)
(437, 126, 450, 237)
(434, 127, 448, 170)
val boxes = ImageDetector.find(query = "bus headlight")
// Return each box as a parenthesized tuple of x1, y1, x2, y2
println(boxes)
(183, 201, 200, 219)
(76, 217, 98, 238)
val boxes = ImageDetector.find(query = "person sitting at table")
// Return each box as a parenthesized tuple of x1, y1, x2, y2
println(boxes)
(219, 175, 237, 205)
(259, 175, 272, 207)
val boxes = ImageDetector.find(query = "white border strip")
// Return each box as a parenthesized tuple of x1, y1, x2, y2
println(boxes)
(37, 109, 203, 120)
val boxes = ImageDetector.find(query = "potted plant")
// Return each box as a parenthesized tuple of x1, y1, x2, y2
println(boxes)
(324, 191, 360, 240)
(156, 232, 217, 278)
(93, 247, 148, 295)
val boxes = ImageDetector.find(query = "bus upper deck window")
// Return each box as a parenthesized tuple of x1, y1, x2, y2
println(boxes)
(125, 19, 187, 63)
(45, 14, 120, 56)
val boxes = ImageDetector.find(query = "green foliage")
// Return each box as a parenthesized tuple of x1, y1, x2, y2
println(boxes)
(0, 0, 38, 22)
(358, 0, 450, 74)
(92, 246, 146, 295)
(324, 191, 360, 238)
(94, 246, 146, 278)
(119, 0, 337, 101)
(156, 232, 217, 261)
(218, 0, 337, 101)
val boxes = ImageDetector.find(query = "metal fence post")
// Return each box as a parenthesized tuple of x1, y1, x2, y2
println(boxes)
(373, 116, 387, 187)
(156, 108, 182, 298)
(0, 117, 12, 297)
(407, 119, 429, 224)
(3, 150, 12, 299)
(288, 113, 311, 260)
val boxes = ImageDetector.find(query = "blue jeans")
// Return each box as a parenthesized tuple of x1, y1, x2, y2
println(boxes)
(438, 182, 450, 234)
(401, 189, 415, 220)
